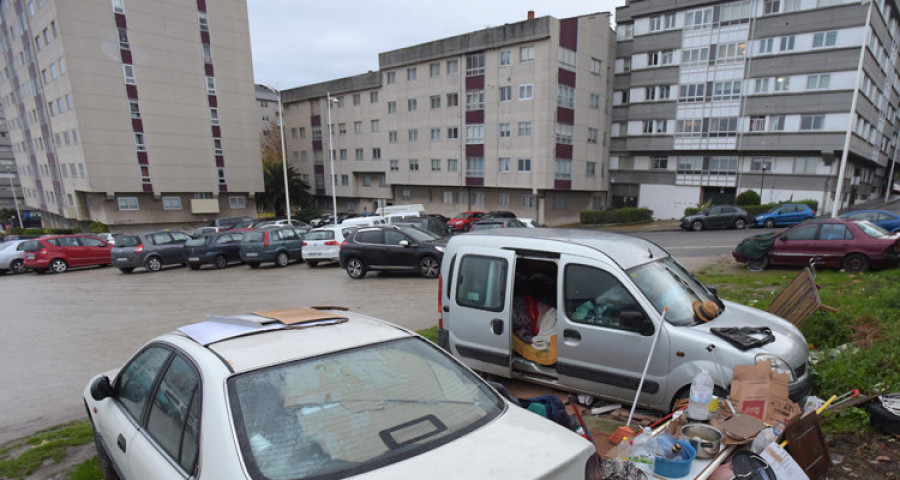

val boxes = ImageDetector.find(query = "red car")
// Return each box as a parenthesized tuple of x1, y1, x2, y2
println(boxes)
(23, 234, 114, 273)
(734, 218, 900, 272)
(447, 211, 485, 232)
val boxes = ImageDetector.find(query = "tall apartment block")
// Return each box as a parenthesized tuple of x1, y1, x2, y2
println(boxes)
(613, 0, 900, 219)
(256, 83, 279, 142)
(282, 13, 616, 225)
(0, 0, 263, 231)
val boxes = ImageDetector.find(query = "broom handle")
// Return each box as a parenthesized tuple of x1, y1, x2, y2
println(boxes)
(627, 307, 666, 427)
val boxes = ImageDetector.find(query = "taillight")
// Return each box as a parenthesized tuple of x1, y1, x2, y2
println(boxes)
(340, 240, 348, 249)
(134, 244, 144, 253)
(37, 248, 48, 256)
(302, 241, 308, 246)
(263, 230, 270, 247)
(437, 274, 443, 329)
(325, 240, 338, 246)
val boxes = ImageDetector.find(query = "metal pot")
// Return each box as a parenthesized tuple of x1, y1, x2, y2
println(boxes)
(681, 423, 723, 459)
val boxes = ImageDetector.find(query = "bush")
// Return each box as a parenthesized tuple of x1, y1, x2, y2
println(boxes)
(581, 207, 653, 225)
(736, 190, 761, 206)
(295, 209, 323, 224)
(743, 205, 773, 217)
(88, 222, 109, 234)
(796, 199, 818, 213)
(684, 207, 701, 216)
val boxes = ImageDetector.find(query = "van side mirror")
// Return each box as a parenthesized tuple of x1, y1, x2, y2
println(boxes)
(620, 310, 653, 336)
(399, 240, 410, 247)
(707, 286, 718, 296)
(90, 375, 113, 401)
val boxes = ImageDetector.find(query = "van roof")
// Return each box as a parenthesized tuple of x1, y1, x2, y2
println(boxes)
(454, 228, 669, 270)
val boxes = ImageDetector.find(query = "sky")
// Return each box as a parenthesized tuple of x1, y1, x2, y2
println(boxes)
(247, 0, 626, 91)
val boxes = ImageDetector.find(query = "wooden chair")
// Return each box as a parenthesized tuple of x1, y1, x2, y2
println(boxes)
(766, 262, 836, 328)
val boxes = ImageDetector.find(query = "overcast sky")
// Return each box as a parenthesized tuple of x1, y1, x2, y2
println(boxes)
(247, 0, 626, 91)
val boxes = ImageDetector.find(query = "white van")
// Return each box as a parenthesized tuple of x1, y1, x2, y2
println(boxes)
(341, 216, 388, 228)
(437, 228, 811, 412)
(376, 204, 425, 217)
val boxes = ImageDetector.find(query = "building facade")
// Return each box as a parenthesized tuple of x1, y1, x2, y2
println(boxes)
(613, 0, 900, 219)
(282, 13, 616, 225)
(0, 0, 263, 231)
(256, 83, 279, 142)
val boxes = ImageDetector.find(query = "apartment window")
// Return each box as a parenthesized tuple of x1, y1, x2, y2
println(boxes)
(589, 93, 601, 109)
(712, 80, 742, 100)
(407, 98, 417, 111)
(500, 86, 512, 102)
(447, 158, 458, 171)
(118, 28, 129, 50)
(708, 156, 737, 174)
(749, 116, 766, 132)
(339, 149, 347, 160)
(446, 59, 458, 74)
(764, 0, 780, 14)
(466, 53, 485, 75)
(499, 49, 512, 66)
(389, 160, 399, 171)
(774, 76, 790, 92)
(518, 121, 532, 136)
(162, 196, 182, 210)
(466, 124, 484, 144)
(499, 193, 510, 208)
(780, 35, 795, 51)
(466, 157, 484, 177)
(386, 71, 396, 84)
(205, 76, 216, 94)
(586, 162, 596, 177)
(557, 85, 575, 109)
(118, 197, 138, 211)
(213, 138, 223, 155)
(431, 158, 441, 171)
(759, 38, 774, 54)
(134, 133, 146, 151)
(518, 84, 533, 100)
(355, 148, 364, 161)
(682, 47, 709, 65)
(408, 129, 418, 142)
(430, 62, 440, 77)
(217, 168, 226, 184)
(370, 91, 379, 103)
(338, 123, 347, 135)
(129, 100, 142, 119)
(298, 127, 306, 138)
(202, 44, 212, 63)
(800, 114, 825, 130)
(755, 78, 770, 93)
(339, 174, 349, 186)
(623, 57, 631, 72)
(354, 121, 363, 133)
(807, 74, 830, 90)
(651, 156, 668, 169)
(555, 123, 574, 144)
(387, 101, 396, 114)
(409, 159, 419, 171)
(123, 65, 136, 85)
(447, 93, 458, 107)
(750, 157, 773, 171)
(111, 0, 125, 13)
(554, 159, 572, 180)
(447, 127, 459, 139)
(793, 157, 818, 174)
(716, 42, 747, 63)
(518, 158, 531, 172)
(466, 90, 485, 110)
(372, 147, 381, 159)
(684, 8, 712, 30)
(520, 46, 534, 62)
(406, 67, 417, 81)
(587, 128, 599, 143)
(812, 31, 837, 48)
(371, 119, 379, 132)
(430, 95, 441, 108)
(229, 196, 246, 209)
(499, 157, 510, 173)
(431, 127, 441, 141)
(352, 94, 361, 106)
(647, 51, 660, 67)
(675, 119, 703, 137)
(442, 191, 453, 204)
(361, 175, 371, 186)
(558, 47, 576, 71)
(590, 58, 602, 74)
(709, 117, 738, 137)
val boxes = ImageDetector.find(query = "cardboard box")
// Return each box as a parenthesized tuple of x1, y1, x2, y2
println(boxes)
(730, 361, 800, 426)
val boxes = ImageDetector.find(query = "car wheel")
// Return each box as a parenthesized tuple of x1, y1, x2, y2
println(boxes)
(118, 267, 134, 273)
(842, 253, 870, 272)
(748, 256, 768, 270)
(92, 429, 121, 480)
(419, 256, 440, 278)
(306, 260, 318, 267)
(275, 251, 289, 267)
(189, 263, 201, 270)
(214, 255, 228, 269)
(247, 262, 260, 268)
(145, 256, 162, 272)
(691, 220, 703, 231)
(764, 218, 776, 228)
(9, 259, 25, 274)
(345, 258, 366, 278)
(49, 259, 68, 273)
(733, 218, 747, 229)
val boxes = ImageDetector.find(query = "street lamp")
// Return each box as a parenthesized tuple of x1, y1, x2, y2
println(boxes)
(326, 92, 339, 224)
(759, 165, 767, 202)
(0, 170, 23, 229)
(274, 85, 291, 222)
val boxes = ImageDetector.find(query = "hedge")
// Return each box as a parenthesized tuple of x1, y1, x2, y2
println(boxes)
(581, 207, 654, 225)
(6, 227, 75, 235)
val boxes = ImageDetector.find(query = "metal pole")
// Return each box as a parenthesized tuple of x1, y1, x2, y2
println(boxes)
(886, 140, 898, 203)
(759, 166, 766, 202)
(277, 86, 291, 222)
(8, 174, 23, 229)
(326, 92, 338, 223)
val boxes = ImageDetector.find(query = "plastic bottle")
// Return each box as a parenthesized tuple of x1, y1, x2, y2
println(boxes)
(655, 433, 688, 460)
(629, 428, 656, 474)
(617, 436, 632, 460)
(687, 369, 714, 421)
(751, 427, 777, 454)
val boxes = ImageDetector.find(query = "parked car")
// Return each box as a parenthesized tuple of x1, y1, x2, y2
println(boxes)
(340, 225, 446, 279)
(84, 308, 596, 480)
(733, 218, 900, 272)
(438, 228, 812, 413)
(184, 231, 248, 270)
(841, 209, 900, 232)
(470, 218, 527, 231)
(239, 227, 306, 268)
(191, 226, 221, 237)
(22, 234, 113, 273)
(0, 239, 29, 274)
(395, 216, 452, 237)
(447, 211, 485, 232)
(518, 217, 540, 228)
(111, 231, 192, 273)
(427, 213, 450, 224)
(302, 225, 350, 267)
(680, 205, 750, 231)
(257, 218, 310, 229)
(754, 203, 816, 228)
(485, 210, 517, 219)
(92, 233, 118, 245)
(214, 215, 256, 230)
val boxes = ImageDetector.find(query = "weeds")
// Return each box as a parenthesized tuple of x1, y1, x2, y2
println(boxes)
(0, 421, 93, 479)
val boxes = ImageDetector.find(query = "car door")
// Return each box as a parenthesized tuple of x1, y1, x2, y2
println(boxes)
(446, 247, 516, 377)
(813, 223, 853, 268)
(168, 232, 191, 264)
(556, 256, 671, 408)
(769, 224, 820, 267)
(705, 207, 726, 229)
(384, 229, 418, 269)
(79, 235, 109, 265)
(221, 233, 243, 262)
(57, 236, 86, 266)
(353, 229, 386, 267)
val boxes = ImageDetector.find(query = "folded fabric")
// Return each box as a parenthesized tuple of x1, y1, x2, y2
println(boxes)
(531, 307, 557, 350)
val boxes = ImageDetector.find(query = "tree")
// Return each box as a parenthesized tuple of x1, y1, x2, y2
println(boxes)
(257, 119, 312, 217)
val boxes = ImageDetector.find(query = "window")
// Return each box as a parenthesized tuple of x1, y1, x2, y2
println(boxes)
(111, 0, 125, 13)
(750, 157, 773, 171)
(590, 58, 602, 74)
(431, 158, 441, 171)
(499, 157, 510, 173)
(499, 123, 511, 138)
(587, 128, 598, 143)
(408, 129, 418, 142)
(588, 93, 602, 109)
(647, 51, 660, 67)
(500, 49, 512, 66)
(466, 124, 484, 144)
(716, 42, 747, 63)
(409, 159, 419, 171)
(430, 62, 440, 77)
(431, 127, 441, 141)
(557, 85, 575, 109)
(661, 50, 673, 65)
(793, 157, 818, 173)
(386, 71, 396, 84)
(558, 47, 576, 71)
(229, 196, 246, 209)
(517, 121, 532, 137)
(430, 95, 441, 108)
(651, 156, 668, 169)
(520, 46, 534, 62)
(446, 59, 458, 74)
(355, 148, 364, 161)
(774, 76, 789, 92)
(372, 147, 381, 159)
(390, 160, 399, 171)
(586, 162, 596, 176)
(556, 123, 574, 144)
(213, 138, 223, 155)
(354, 121, 363, 133)
(517, 158, 531, 172)
(675, 119, 703, 137)
(499, 193, 510, 207)
(759, 38, 774, 54)
(388, 131, 398, 143)
(145, 355, 201, 473)
(116, 346, 169, 422)
(749, 116, 766, 132)
(709, 117, 738, 137)
(812, 31, 838, 48)
(466, 90, 484, 110)
(550, 194, 567, 210)
(800, 114, 825, 131)
(755, 78, 770, 93)
(712, 80, 742, 101)
(447, 158, 458, 171)
(456, 255, 507, 311)
(466, 53, 485, 75)
(685, 8, 712, 30)
(205, 76, 216, 94)
(407, 98, 417, 111)
(352, 94, 361, 106)
(764, 0, 780, 14)
(500, 86, 512, 102)
(780, 35, 795, 51)
(447, 127, 459, 139)
(807, 74, 830, 90)
(123, 65, 136, 85)
(466, 157, 484, 177)
(682, 47, 709, 65)
(371, 119, 379, 132)
(518, 84, 533, 100)
(134, 133, 146, 151)
(387, 101, 396, 114)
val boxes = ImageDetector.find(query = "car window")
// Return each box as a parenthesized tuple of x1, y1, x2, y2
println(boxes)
(146, 354, 201, 474)
(456, 255, 507, 312)
(16, 242, 28, 251)
(187, 237, 208, 246)
(784, 225, 817, 241)
(116, 235, 141, 247)
(857, 220, 889, 238)
(564, 264, 651, 335)
(80, 236, 104, 247)
(171, 232, 191, 243)
(873, 212, 891, 221)
(244, 231, 265, 243)
(397, 226, 439, 242)
(819, 224, 851, 240)
(384, 230, 407, 245)
(22, 240, 42, 251)
(281, 229, 298, 241)
(152, 233, 172, 245)
(846, 212, 870, 221)
(306, 230, 335, 241)
(228, 337, 503, 480)
(116, 346, 172, 422)
(355, 230, 384, 244)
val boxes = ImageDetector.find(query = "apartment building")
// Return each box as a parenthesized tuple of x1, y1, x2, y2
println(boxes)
(256, 83, 279, 141)
(0, 0, 262, 231)
(282, 12, 616, 225)
(613, 0, 900, 219)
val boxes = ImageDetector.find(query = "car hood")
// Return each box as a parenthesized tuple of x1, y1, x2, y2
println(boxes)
(690, 300, 809, 368)
(681, 214, 702, 222)
(358, 402, 593, 479)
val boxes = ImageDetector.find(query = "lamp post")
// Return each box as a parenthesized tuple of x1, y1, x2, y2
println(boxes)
(0, 171, 23, 229)
(326, 92, 339, 224)
(275, 86, 291, 222)
(759, 165, 767, 202)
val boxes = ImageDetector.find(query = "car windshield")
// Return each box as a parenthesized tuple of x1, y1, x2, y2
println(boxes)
(115, 235, 141, 247)
(628, 257, 717, 326)
(228, 337, 503, 480)
(396, 226, 440, 241)
(766, 206, 782, 213)
(856, 220, 890, 238)
(452, 213, 471, 219)
(306, 230, 335, 241)
(185, 237, 208, 246)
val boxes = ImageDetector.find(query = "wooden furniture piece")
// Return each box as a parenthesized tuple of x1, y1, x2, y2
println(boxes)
(766, 266, 836, 328)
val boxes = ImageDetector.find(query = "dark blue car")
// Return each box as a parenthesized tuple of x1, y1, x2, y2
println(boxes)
(184, 231, 247, 269)
(754, 203, 816, 228)
(841, 210, 900, 233)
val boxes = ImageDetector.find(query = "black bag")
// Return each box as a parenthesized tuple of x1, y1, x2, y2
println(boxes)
(710, 327, 775, 351)
(731, 450, 777, 480)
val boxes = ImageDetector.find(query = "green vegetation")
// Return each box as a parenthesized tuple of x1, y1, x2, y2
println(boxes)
(67, 456, 100, 480)
(735, 190, 761, 206)
(87, 222, 109, 234)
(0, 421, 93, 479)
(580, 207, 654, 225)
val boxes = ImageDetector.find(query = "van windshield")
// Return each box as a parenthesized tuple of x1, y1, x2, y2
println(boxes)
(628, 257, 717, 326)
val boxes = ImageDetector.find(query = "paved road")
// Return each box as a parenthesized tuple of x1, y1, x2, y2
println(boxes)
(0, 229, 738, 444)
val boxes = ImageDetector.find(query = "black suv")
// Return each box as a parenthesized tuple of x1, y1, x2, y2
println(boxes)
(339, 225, 446, 279)
(680, 205, 749, 231)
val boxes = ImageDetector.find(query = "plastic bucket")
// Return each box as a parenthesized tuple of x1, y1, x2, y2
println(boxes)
(653, 439, 696, 478)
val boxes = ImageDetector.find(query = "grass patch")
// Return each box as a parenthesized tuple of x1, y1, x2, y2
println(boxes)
(417, 326, 439, 343)
(0, 421, 93, 479)
(68, 456, 101, 480)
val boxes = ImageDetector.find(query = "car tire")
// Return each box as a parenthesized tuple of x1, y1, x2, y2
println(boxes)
(275, 251, 289, 267)
(247, 262, 260, 268)
(419, 256, 440, 278)
(764, 219, 776, 228)
(49, 259, 68, 274)
(867, 396, 900, 434)
(9, 259, 25, 274)
(189, 263, 201, 270)
(733, 218, 747, 229)
(92, 429, 121, 480)
(145, 256, 162, 272)
(345, 258, 366, 278)
(842, 253, 869, 272)
(213, 255, 228, 269)
(748, 256, 768, 270)
(118, 267, 134, 273)
(306, 260, 318, 267)
(691, 220, 703, 231)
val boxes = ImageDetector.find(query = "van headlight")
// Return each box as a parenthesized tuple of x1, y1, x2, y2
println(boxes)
(755, 354, 796, 382)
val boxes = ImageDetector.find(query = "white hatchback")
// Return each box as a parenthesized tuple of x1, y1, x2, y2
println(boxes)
(84, 308, 596, 480)
(302, 225, 351, 267)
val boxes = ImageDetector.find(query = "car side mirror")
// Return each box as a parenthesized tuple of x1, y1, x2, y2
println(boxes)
(707, 286, 718, 296)
(779, 236, 787, 241)
(399, 240, 410, 247)
(90, 375, 113, 401)
(620, 310, 653, 336)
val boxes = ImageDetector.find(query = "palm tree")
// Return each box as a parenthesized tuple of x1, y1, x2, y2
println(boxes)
(258, 161, 311, 217)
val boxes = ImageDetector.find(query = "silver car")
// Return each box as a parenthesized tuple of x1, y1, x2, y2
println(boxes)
(0, 239, 28, 274)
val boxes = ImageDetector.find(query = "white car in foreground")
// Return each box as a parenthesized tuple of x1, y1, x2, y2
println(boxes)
(85, 308, 596, 480)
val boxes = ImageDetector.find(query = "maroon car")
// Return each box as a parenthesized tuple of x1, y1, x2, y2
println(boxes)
(447, 211, 485, 232)
(23, 234, 113, 273)
(734, 218, 900, 272)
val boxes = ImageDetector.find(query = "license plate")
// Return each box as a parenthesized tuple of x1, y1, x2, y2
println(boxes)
(246, 252, 258, 257)
(26, 253, 34, 259)
(116, 257, 128, 262)
(188, 257, 200, 262)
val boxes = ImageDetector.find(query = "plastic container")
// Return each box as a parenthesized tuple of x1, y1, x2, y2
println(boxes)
(687, 369, 713, 421)
(629, 428, 655, 475)
(617, 436, 632, 460)
(653, 439, 697, 478)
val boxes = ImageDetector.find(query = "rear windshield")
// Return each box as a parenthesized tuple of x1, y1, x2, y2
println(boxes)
(185, 237, 209, 247)
(22, 240, 42, 251)
(116, 235, 142, 247)
(244, 231, 266, 243)
(306, 230, 335, 241)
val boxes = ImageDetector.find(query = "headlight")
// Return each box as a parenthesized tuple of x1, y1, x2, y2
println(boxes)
(434, 246, 445, 252)
(755, 354, 796, 382)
